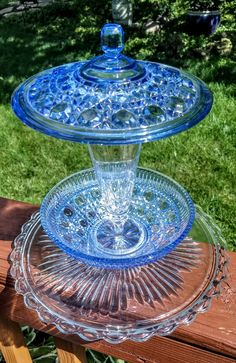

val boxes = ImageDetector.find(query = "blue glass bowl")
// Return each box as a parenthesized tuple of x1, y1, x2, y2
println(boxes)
(40, 168, 195, 269)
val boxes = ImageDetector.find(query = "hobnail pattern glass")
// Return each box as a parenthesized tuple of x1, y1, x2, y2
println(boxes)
(11, 24, 213, 145)
(40, 168, 195, 269)
(10, 206, 228, 344)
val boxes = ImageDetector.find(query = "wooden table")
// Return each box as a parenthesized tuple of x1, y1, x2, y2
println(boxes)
(0, 197, 235, 363)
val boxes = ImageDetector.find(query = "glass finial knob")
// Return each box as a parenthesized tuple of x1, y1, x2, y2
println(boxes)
(101, 23, 124, 58)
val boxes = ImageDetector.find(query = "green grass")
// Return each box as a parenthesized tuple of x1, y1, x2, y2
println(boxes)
(0, 0, 12, 10)
(0, 1, 235, 362)
(0, 0, 235, 249)
(0, 79, 235, 247)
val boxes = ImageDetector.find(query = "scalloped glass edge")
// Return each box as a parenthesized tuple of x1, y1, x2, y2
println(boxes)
(10, 205, 229, 344)
(39, 167, 195, 269)
(11, 62, 213, 145)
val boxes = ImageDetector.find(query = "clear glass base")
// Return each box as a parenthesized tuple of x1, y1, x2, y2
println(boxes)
(92, 218, 147, 255)
(40, 168, 195, 269)
(10, 206, 228, 343)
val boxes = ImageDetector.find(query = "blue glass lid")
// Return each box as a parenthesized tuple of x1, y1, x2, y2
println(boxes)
(11, 24, 213, 145)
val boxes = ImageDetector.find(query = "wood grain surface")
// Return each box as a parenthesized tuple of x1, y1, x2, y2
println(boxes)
(0, 197, 235, 363)
(54, 337, 87, 363)
(0, 316, 33, 363)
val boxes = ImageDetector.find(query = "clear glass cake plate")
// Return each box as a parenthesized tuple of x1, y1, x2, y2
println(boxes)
(10, 206, 228, 343)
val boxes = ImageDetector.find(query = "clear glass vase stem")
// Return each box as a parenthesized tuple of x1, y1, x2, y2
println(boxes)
(88, 144, 141, 232)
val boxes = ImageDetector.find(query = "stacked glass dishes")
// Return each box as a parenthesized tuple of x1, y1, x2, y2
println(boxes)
(10, 24, 228, 342)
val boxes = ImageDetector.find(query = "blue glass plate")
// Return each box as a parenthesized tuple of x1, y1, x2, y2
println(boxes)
(11, 24, 213, 145)
(40, 168, 195, 269)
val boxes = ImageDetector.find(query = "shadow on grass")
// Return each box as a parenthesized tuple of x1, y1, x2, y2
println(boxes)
(0, 0, 236, 105)
(0, 0, 110, 103)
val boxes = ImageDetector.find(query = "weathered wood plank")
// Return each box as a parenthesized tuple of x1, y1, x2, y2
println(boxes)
(0, 197, 38, 241)
(54, 337, 87, 363)
(0, 197, 235, 362)
(0, 317, 32, 363)
(85, 338, 236, 363)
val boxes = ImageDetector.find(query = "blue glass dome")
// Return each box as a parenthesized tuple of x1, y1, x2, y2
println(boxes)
(12, 24, 213, 145)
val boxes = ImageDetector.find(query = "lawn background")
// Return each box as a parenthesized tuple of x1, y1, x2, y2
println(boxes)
(0, 0, 235, 362)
